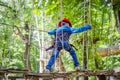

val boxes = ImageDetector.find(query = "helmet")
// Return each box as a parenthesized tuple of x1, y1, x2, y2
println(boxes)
(58, 18, 72, 27)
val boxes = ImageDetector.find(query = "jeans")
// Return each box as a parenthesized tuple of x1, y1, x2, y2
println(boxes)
(46, 42, 80, 70)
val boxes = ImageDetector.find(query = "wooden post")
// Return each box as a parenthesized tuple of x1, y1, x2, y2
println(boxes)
(76, 76, 79, 80)
(24, 22, 31, 72)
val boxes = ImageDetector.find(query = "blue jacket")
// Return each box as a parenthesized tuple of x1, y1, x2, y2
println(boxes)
(48, 25, 91, 46)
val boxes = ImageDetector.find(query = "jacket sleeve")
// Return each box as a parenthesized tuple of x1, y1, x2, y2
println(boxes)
(48, 29, 56, 35)
(71, 25, 91, 34)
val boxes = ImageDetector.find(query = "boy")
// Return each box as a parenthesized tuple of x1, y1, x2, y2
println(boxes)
(45, 18, 91, 72)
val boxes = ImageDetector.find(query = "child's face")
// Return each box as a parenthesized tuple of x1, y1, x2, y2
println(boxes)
(61, 22, 69, 27)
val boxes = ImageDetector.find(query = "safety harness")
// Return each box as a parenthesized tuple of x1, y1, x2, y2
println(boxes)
(46, 44, 77, 51)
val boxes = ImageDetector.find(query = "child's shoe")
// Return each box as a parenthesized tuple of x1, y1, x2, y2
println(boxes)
(75, 66, 80, 71)
(43, 69, 50, 73)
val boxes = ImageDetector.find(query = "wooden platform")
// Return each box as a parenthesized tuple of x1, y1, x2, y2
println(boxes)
(25, 70, 119, 79)
(0, 69, 120, 79)
(0, 68, 28, 73)
(0, 68, 28, 79)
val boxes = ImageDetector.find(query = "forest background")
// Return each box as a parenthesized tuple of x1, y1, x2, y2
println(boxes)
(0, 0, 120, 79)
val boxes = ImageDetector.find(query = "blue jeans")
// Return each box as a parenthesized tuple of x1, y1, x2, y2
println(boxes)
(46, 42, 80, 70)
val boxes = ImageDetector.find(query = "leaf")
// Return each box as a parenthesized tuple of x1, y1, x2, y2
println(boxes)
(33, 8, 41, 15)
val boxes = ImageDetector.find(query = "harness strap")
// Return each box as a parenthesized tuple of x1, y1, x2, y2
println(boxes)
(70, 44, 78, 51)
(46, 44, 78, 51)
(45, 45, 54, 51)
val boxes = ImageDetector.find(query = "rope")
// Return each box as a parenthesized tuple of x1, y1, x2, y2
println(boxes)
(100, 10, 104, 40)
(60, 0, 63, 20)
(54, 0, 63, 72)
(88, 0, 94, 70)
(15, 26, 48, 32)
(82, 0, 88, 70)
(36, 11, 44, 73)
(107, 4, 114, 70)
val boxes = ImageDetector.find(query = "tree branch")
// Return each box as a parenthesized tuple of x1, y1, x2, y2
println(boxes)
(0, 1, 16, 12)
(0, 22, 12, 26)
(98, 45, 120, 57)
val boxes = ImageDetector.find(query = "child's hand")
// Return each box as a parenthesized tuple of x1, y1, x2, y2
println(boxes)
(86, 24, 92, 29)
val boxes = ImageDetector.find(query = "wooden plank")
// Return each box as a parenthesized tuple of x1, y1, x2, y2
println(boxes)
(97, 45, 120, 57)
(8, 76, 24, 79)
(7, 69, 28, 73)
(0, 70, 6, 73)
(25, 70, 118, 79)
(1, 69, 120, 79)
(25, 72, 69, 78)
(0, 69, 28, 73)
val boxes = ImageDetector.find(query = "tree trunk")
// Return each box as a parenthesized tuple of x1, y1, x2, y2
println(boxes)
(97, 45, 120, 57)
(112, 0, 120, 33)
(82, 0, 88, 79)
(82, 33, 88, 80)
(24, 23, 31, 72)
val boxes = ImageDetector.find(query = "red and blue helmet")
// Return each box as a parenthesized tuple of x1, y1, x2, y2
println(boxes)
(58, 18, 72, 27)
